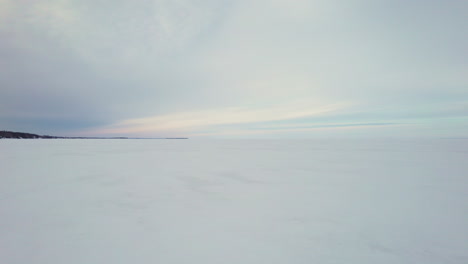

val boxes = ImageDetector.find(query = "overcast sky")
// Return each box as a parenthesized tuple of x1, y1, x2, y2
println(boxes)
(1, 0, 467, 138)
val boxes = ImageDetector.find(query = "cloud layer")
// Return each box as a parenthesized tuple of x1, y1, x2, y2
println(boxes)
(1, 0, 467, 137)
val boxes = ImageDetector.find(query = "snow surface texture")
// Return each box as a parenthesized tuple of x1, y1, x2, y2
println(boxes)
(1, 139, 467, 264)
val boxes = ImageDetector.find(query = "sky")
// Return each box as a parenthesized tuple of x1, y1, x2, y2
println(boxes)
(1, 0, 467, 138)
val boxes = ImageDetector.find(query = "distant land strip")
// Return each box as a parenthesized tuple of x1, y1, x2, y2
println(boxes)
(0, 130, 187, 139)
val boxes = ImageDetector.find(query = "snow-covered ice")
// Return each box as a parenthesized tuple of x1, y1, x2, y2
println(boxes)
(1, 139, 467, 264)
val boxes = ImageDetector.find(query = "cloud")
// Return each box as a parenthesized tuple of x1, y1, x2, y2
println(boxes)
(190, 123, 406, 138)
(0, 0, 467, 137)
(0, 0, 226, 128)
(81, 100, 348, 137)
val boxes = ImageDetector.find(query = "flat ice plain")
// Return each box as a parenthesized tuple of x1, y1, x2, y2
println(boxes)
(1, 139, 467, 264)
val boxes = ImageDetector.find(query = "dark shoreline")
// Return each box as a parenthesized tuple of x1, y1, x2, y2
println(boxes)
(0, 130, 187, 139)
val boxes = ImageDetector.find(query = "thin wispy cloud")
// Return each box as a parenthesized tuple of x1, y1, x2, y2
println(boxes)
(84, 100, 348, 137)
(191, 123, 406, 138)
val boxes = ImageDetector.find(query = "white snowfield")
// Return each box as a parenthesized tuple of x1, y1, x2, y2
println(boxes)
(0, 139, 467, 264)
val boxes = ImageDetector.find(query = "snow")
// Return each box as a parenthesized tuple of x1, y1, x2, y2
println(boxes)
(1, 139, 467, 264)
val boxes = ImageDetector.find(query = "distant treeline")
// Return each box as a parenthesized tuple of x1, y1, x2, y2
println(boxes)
(0, 130, 186, 139)
(0, 130, 129, 139)
(0, 130, 60, 139)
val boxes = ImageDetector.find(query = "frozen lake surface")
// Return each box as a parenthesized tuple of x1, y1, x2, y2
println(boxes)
(1, 139, 467, 264)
